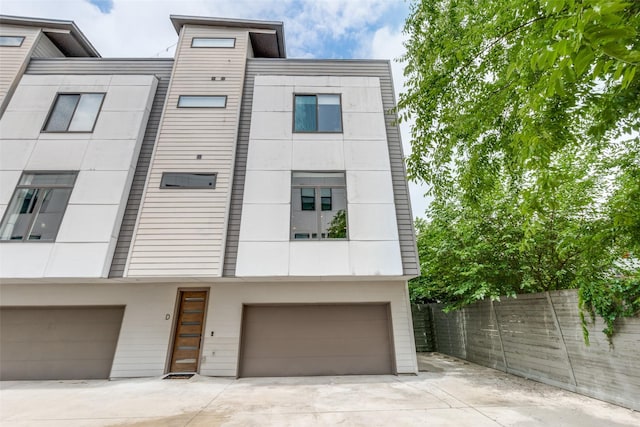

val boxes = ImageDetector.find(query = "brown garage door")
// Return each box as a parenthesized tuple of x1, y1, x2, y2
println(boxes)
(0, 306, 124, 380)
(239, 304, 394, 377)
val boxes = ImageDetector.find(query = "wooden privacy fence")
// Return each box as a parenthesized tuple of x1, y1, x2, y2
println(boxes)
(414, 289, 640, 410)
(411, 304, 436, 352)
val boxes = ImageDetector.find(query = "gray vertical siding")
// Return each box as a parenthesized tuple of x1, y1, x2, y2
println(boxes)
(223, 59, 419, 277)
(25, 58, 174, 277)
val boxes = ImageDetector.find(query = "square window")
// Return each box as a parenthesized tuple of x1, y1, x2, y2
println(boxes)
(43, 93, 105, 132)
(0, 36, 25, 47)
(291, 172, 347, 240)
(294, 94, 342, 132)
(0, 172, 77, 242)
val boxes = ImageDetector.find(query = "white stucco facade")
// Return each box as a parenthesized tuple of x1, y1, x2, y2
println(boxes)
(0, 74, 158, 278)
(236, 75, 403, 277)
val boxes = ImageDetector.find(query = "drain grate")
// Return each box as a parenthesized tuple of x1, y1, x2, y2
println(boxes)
(163, 373, 194, 380)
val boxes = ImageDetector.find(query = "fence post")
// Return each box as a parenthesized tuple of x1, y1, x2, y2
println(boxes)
(491, 299, 508, 372)
(546, 291, 578, 389)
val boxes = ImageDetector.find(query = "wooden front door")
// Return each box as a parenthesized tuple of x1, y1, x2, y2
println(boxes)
(169, 290, 207, 373)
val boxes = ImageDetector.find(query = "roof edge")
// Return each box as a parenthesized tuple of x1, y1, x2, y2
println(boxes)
(0, 14, 100, 57)
(170, 15, 286, 58)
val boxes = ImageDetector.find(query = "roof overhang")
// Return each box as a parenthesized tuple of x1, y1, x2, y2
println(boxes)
(170, 15, 286, 58)
(0, 15, 100, 57)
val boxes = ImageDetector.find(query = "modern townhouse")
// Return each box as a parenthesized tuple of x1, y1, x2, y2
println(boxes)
(0, 14, 419, 380)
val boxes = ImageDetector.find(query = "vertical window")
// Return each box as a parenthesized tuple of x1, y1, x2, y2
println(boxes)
(0, 36, 25, 47)
(0, 172, 77, 242)
(294, 94, 342, 132)
(43, 93, 105, 132)
(291, 172, 347, 240)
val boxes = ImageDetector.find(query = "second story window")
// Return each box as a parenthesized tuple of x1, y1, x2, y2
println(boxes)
(43, 93, 105, 132)
(0, 35, 25, 47)
(294, 94, 342, 133)
(0, 172, 77, 242)
(160, 172, 217, 189)
(177, 95, 227, 108)
(291, 172, 347, 240)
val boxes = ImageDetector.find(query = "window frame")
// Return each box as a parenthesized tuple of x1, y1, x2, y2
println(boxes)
(160, 172, 218, 189)
(0, 35, 25, 47)
(290, 171, 348, 241)
(191, 37, 236, 48)
(177, 95, 227, 108)
(41, 92, 106, 133)
(292, 93, 343, 134)
(0, 171, 78, 243)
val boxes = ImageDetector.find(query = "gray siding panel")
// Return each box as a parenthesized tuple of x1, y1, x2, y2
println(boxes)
(26, 58, 174, 277)
(223, 59, 419, 277)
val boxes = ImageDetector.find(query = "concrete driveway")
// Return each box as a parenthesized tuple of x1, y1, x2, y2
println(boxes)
(1, 353, 638, 426)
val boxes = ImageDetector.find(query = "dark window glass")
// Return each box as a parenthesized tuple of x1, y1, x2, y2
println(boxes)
(320, 188, 332, 211)
(44, 93, 104, 132)
(301, 188, 315, 210)
(294, 95, 317, 131)
(317, 95, 342, 131)
(160, 173, 217, 189)
(0, 172, 77, 242)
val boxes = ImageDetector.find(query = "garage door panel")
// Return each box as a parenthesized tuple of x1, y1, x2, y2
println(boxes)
(240, 304, 394, 377)
(245, 319, 391, 340)
(244, 336, 392, 358)
(0, 307, 124, 380)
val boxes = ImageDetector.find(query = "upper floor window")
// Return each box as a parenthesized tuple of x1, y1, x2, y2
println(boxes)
(0, 172, 77, 242)
(191, 37, 235, 48)
(177, 95, 227, 108)
(291, 172, 347, 240)
(294, 94, 342, 133)
(0, 36, 25, 47)
(160, 172, 217, 189)
(43, 93, 105, 132)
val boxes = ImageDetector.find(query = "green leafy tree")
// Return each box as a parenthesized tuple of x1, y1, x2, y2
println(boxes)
(401, 0, 640, 339)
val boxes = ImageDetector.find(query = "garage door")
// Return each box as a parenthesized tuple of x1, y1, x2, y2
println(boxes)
(239, 304, 394, 377)
(0, 306, 125, 380)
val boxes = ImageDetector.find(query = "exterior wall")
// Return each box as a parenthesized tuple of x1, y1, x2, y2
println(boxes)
(0, 25, 40, 116)
(126, 25, 251, 277)
(200, 280, 418, 376)
(224, 60, 419, 277)
(0, 282, 180, 378)
(31, 34, 64, 58)
(0, 280, 418, 378)
(0, 73, 158, 278)
(236, 75, 402, 277)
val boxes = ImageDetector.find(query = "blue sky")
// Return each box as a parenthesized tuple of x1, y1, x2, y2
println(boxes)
(0, 0, 430, 215)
